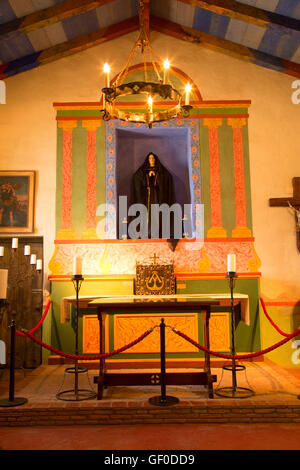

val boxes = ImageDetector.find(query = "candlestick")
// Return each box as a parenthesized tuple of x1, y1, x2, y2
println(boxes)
(24, 245, 30, 256)
(73, 257, 82, 276)
(36, 259, 42, 271)
(30, 254, 36, 265)
(148, 95, 153, 114)
(0, 247, 4, 257)
(185, 83, 191, 106)
(227, 254, 236, 274)
(163, 59, 170, 84)
(103, 62, 110, 88)
(12, 238, 18, 249)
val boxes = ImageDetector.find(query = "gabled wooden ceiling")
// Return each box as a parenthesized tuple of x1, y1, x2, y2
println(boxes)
(0, 0, 299, 80)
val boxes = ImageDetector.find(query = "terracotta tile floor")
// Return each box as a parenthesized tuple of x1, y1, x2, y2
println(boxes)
(1, 360, 300, 450)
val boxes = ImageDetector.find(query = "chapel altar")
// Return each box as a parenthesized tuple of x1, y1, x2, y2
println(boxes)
(47, 65, 261, 368)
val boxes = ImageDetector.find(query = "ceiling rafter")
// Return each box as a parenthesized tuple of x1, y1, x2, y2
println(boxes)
(150, 14, 300, 79)
(0, 16, 139, 80)
(178, 0, 300, 35)
(0, 0, 116, 40)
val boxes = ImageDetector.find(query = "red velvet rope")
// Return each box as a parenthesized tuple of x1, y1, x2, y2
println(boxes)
(260, 297, 291, 337)
(172, 326, 300, 360)
(16, 301, 51, 338)
(22, 328, 154, 360)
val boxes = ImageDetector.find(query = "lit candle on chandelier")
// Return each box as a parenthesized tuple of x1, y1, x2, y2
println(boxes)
(103, 62, 110, 88)
(148, 95, 153, 114)
(185, 83, 191, 106)
(163, 59, 170, 84)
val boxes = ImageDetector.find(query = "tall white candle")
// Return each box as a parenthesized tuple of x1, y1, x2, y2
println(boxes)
(73, 257, 82, 275)
(36, 259, 42, 271)
(30, 254, 37, 265)
(185, 83, 191, 106)
(103, 62, 110, 88)
(0, 269, 8, 299)
(12, 238, 18, 249)
(24, 245, 31, 256)
(0, 247, 4, 257)
(227, 254, 236, 273)
(148, 95, 153, 114)
(163, 59, 170, 84)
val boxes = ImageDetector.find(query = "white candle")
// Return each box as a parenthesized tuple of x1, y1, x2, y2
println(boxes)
(12, 238, 18, 249)
(73, 257, 82, 275)
(163, 59, 170, 84)
(227, 254, 236, 273)
(103, 62, 110, 88)
(30, 254, 36, 265)
(0, 269, 8, 299)
(148, 95, 153, 114)
(24, 245, 31, 256)
(36, 259, 42, 271)
(0, 247, 4, 257)
(185, 83, 191, 106)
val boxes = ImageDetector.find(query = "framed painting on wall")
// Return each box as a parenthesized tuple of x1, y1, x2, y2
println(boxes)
(0, 171, 35, 233)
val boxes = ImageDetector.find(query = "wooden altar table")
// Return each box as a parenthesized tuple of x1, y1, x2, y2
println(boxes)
(88, 295, 220, 399)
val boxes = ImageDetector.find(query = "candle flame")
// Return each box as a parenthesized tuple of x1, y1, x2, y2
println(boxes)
(147, 96, 153, 105)
(164, 59, 170, 69)
(185, 83, 192, 93)
(103, 62, 110, 73)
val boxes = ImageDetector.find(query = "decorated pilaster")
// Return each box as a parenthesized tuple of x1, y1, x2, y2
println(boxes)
(227, 118, 252, 238)
(56, 120, 77, 240)
(203, 118, 227, 238)
(81, 120, 102, 239)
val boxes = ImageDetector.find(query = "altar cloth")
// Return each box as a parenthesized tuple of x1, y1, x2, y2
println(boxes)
(60, 293, 250, 325)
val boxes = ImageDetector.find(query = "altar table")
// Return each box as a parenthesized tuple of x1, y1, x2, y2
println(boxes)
(88, 295, 221, 399)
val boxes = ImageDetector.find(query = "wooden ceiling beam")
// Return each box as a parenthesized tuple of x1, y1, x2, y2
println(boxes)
(0, 0, 116, 40)
(0, 16, 139, 80)
(178, 0, 300, 34)
(150, 15, 300, 79)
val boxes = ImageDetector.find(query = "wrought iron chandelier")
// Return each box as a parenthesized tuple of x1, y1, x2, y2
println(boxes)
(101, 0, 192, 128)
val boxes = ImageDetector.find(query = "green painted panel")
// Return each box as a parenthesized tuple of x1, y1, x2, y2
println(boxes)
(199, 119, 211, 236)
(55, 126, 63, 235)
(56, 108, 249, 117)
(219, 121, 236, 235)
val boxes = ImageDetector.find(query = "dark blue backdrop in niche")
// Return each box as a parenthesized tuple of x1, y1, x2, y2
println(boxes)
(116, 127, 192, 232)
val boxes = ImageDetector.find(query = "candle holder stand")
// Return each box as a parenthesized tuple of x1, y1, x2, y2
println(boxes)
(215, 272, 255, 399)
(56, 275, 96, 401)
(0, 319, 28, 407)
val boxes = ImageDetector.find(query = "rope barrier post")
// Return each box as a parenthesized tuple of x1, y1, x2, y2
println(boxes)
(149, 318, 179, 406)
(0, 319, 28, 407)
(56, 275, 96, 401)
(215, 272, 255, 399)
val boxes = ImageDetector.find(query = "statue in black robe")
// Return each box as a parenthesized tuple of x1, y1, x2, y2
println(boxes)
(130, 152, 176, 238)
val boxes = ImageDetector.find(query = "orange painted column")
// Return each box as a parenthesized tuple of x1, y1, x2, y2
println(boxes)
(81, 120, 101, 239)
(227, 118, 251, 238)
(204, 118, 227, 238)
(57, 120, 77, 240)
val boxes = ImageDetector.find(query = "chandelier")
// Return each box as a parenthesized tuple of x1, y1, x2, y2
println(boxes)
(101, 0, 192, 128)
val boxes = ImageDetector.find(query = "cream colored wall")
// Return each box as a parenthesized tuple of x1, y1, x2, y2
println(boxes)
(0, 31, 299, 298)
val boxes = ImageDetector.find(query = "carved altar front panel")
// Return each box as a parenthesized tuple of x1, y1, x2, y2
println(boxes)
(114, 313, 199, 353)
(208, 312, 230, 352)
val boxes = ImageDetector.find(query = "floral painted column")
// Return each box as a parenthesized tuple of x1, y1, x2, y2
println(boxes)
(81, 120, 101, 239)
(56, 120, 77, 240)
(204, 118, 227, 238)
(227, 118, 252, 238)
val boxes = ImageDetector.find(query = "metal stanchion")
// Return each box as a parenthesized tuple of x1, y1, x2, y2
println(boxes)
(0, 319, 28, 407)
(149, 318, 179, 406)
(56, 274, 96, 401)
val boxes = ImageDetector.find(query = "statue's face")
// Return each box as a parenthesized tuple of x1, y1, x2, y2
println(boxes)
(148, 154, 155, 167)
